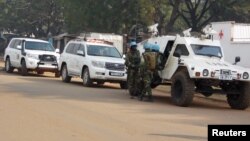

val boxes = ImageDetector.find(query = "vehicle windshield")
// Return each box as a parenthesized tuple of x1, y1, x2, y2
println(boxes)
(191, 44, 222, 58)
(87, 45, 121, 58)
(25, 41, 55, 52)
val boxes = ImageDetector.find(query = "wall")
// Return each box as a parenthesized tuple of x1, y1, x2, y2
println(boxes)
(212, 21, 250, 68)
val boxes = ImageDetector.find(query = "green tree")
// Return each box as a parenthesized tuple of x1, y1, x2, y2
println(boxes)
(0, 0, 64, 38)
(211, 0, 250, 23)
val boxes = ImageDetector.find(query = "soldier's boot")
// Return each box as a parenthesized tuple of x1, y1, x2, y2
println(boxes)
(145, 95, 153, 102)
(138, 93, 144, 101)
(148, 95, 153, 102)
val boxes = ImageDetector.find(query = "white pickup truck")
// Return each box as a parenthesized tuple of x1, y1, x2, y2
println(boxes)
(137, 34, 250, 110)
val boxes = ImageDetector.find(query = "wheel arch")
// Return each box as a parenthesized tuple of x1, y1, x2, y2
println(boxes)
(5, 55, 10, 60)
(81, 65, 88, 78)
(60, 62, 67, 72)
(171, 66, 189, 80)
(20, 57, 26, 65)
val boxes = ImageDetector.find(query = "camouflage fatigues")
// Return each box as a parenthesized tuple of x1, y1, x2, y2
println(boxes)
(125, 48, 141, 97)
(138, 49, 154, 101)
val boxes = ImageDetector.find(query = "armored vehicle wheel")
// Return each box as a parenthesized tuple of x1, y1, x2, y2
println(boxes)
(21, 60, 28, 76)
(5, 58, 14, 73)
(171, 71, 195, 107)
(227, 82, 250, 110)
(61, 65, 71, 83)
(82, 68, 92, 87)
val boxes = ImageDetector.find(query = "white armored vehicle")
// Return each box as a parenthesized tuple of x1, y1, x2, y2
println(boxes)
(137, 33, 250, 110)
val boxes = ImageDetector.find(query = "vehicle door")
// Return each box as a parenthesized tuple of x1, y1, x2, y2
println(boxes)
(70, 43, 81, 75)
(74, 43, 86, 76)
(12, 39, 22, 67)
(63, 43, 75, 74)
(5, 39, 16, 66)
(162, 41, 190, 80)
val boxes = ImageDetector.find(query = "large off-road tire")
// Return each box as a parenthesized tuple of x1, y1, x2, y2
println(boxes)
(227, 82, 250, 110)
(171, 71, 195, 107)
(61, 65, 71, 83)
(5, 58, 14, 73)
(21, 60, 28, 76)
(120, 82, 128, 89)
(82, 68, 92, 87)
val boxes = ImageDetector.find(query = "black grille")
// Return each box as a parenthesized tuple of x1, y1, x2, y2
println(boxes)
(105, 62, 125, 71)
(39, 55, 56, 62)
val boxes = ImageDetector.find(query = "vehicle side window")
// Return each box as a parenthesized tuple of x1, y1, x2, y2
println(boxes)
(13, 40, 21, 49)
(9, 40, 16, 48)
(66, 43, 75, 54)
(79, 44, 85, 53)
(174, 44, 189, 56)
(72, 43, 80, 54)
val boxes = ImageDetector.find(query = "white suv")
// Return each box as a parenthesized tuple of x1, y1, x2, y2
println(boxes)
(59, 39, 127, 88)
(4, 38, 60, 77)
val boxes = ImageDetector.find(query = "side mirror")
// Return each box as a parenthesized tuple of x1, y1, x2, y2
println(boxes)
(234, 56, 241, 65)
(55, 48, 60, 54)
(16, 45, 22, 50)
(173, 51, 181, 58)
(77, 50, 85, 56)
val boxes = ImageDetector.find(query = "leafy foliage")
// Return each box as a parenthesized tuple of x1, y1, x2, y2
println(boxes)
(1, 0, 250, 37)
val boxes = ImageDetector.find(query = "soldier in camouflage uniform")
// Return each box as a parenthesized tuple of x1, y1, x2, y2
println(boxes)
(138, 43, 154, 102)
(125, 41, 141, 98)
(151, 44, 164, 88)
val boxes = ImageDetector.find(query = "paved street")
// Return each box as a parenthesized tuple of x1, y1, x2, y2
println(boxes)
(0, 62, 250, 141)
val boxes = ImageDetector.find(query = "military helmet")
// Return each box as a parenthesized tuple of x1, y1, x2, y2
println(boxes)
(152, 44, 160, 52)
(130, 41, 137, 48)
(143, 43, 152, 50)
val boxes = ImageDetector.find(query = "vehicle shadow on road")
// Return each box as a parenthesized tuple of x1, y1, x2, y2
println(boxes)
(1, 71, 249, 112)
(148, 133, 206, 141)
(151, 93, 231, 111)
(1, 70, 55, 78)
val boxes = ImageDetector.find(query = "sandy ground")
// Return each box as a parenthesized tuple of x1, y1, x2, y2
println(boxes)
(0, 61, 250, 141)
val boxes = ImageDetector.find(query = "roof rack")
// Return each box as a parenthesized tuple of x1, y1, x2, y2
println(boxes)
(74, 37, 113, 45)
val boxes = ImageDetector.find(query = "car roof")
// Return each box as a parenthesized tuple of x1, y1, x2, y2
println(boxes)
(11, 38, 49, 43)
(69, 39, 114, 47)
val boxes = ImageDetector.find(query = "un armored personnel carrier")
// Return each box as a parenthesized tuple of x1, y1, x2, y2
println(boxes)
(137, 33, 250, 110)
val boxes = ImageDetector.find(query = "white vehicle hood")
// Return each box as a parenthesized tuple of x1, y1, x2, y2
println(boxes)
(184, 56, 250, 73)
(25, 50, 60, 57)
(88, 56, 125, 64)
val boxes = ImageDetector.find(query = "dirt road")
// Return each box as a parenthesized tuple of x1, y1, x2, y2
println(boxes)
(0, 67, 250, 141)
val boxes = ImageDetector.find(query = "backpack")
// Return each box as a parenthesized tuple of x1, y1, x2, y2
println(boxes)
(143, 52, 157, 71)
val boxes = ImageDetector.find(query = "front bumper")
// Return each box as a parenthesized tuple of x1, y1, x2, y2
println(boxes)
(26, 58, 58, 72)
(89, 67, 127, 82)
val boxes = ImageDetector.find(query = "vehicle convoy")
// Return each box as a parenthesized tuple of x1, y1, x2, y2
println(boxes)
(137, 32, 250, 110)
(58, 38, 127, 89)
(4, 38, 60, 77)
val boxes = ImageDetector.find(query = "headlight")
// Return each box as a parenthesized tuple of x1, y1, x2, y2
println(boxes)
(92, 61, 105, 68)
(243, 72, 249, 79)
(26, 53, 38, 60)
(203, 69, 209, 76)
